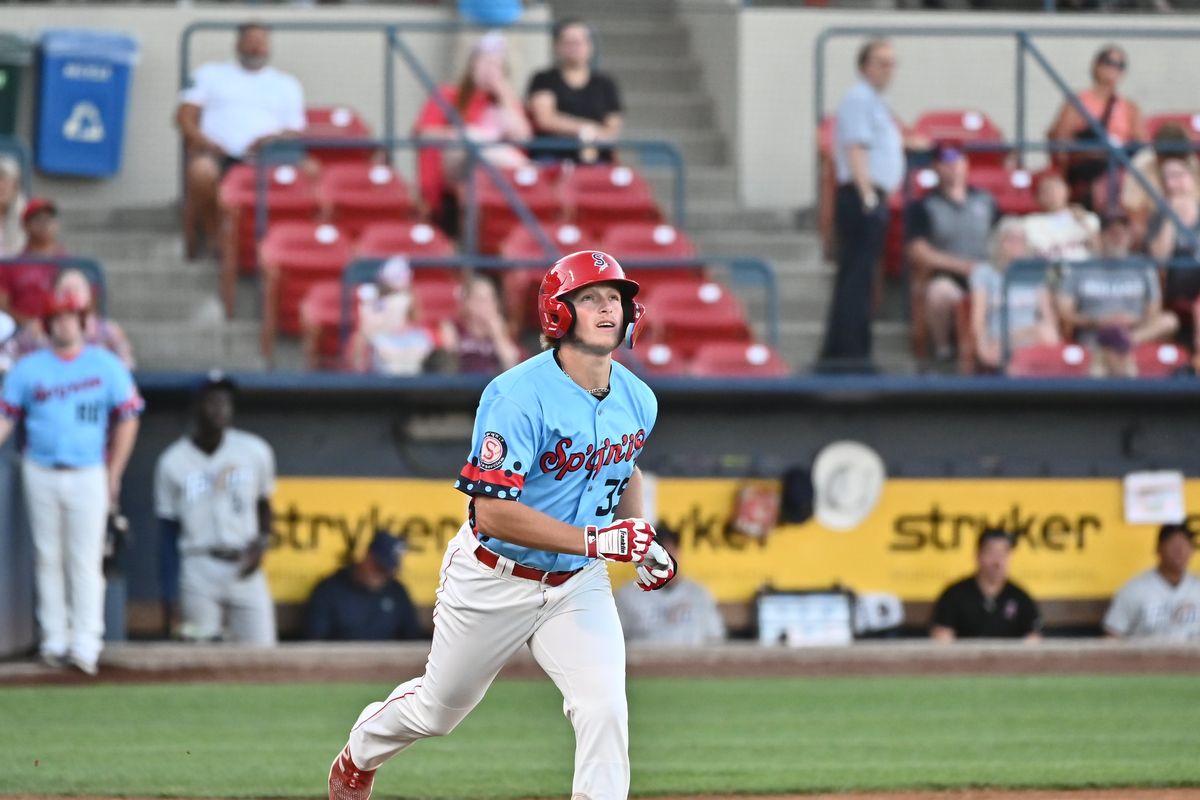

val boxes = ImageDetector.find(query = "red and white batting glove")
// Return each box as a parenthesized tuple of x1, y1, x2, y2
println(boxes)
(584, 518, 656, 563)
(636, 541, 677, 591)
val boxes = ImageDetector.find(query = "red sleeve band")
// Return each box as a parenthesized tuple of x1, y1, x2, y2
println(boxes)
(0, 400, 22, 421)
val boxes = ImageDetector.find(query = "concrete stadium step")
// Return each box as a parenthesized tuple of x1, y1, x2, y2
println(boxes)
(687, 202, 795, 232)
(646, 165, 737, 207)
(694, 230, 820, 263)
(587, 18, 688, 39)
(550, 0, 682, 18)
(605, 60, 702, 94)
(598, 31, 689, 59)
(775, 319, 916, 375)
(123, 319, 265, 371)
(623, 91, 714, 129)
(67, 229, 184, 264)
(625, 126, 724, 166)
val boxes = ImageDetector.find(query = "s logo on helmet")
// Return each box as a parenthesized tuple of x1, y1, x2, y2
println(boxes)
(592, 252, 608, 271)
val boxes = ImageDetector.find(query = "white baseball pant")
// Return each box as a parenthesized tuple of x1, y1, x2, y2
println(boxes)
(180, 555, 277, 645)
(22, 459, 108, 665)
(347, 523, 629, 800)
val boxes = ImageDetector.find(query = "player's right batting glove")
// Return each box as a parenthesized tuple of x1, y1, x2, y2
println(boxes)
(585, 518, 656, 563)
(636, 541, 677, 591)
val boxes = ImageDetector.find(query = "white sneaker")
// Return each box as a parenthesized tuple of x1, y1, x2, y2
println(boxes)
(68, 654, 98, 676)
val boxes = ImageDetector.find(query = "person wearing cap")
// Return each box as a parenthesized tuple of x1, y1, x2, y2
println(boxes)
(176, 22, 306, 260)
(413, 31, 532, 230)
(154, 373, 278, 645)
(905, 144, 999, 366)
(14, 267, 136, 368)
(0, 287, 143, 675)
(819, 39, 928, 373)
(526, 19, 623, 164)
(0, 197, 65, 326)
(348, 257, 441, 375)
(930, 528, 1042, 642)
(0, 154, 27, 257)
(1057, 213, 1176, 377)
(1104, 524, 1200, 641)
(970, 216, 1060, 373)
(1023, 171, 1100, 262)
(306, 530, 423, 641)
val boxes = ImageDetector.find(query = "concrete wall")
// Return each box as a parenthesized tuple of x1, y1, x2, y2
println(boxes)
(676, 0, 741, 164)
(3, 4, 550, 210)
(739, 9, 1200, 209)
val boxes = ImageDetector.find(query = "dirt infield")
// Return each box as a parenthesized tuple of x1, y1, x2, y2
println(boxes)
(8, 791, 1200, 800)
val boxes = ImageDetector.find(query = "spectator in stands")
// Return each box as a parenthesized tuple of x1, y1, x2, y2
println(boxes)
(14, 268, 135, 368)
(1023, 171, 1100, 261)
(176, 22, 306, 260)
(1146, 153, 1200, 335)
(414, 31, 531, 230)
(906, 144, 998, 365)
(1122, 122, 1197, 245)
(614, 526, 724, 646)
(348, 257, 439, 375)
(970, 217, 1059, 373)
(0, 155, 27, 256)
(0, 198, 65, 326)
(526, 19, 622, 163)
(1047, 44, 1145, 210)
(819, 39, 927, 373)
(931, 528, 1042, 642)
(1104, 523, 1200, 641)
(439, 274, 520, 375)
(1057, 214, 1176, 377)
(306, 529, 423, 641)
(0, 310, 16, 378)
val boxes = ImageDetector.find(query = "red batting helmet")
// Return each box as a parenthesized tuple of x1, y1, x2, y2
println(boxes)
(41, 290, 88, 330)
(538, 250, 647, 348)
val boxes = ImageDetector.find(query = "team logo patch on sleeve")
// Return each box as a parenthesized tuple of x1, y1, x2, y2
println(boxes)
(479, 432, 508, 471)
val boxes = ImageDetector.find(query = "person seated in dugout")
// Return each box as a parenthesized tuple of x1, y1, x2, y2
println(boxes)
(307, 529, 423, 642)
(931, 528, 1042, 642)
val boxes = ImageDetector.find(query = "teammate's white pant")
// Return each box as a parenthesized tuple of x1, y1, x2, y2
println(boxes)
(22, 460, 107, 665)
(180, 555, 277, 645)
(347, 524, 629, 800)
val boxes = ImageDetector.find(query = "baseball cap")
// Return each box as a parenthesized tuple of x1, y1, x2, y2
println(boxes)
(932, 143, 964, 163)
(1158, 523, 1195, 546)
(195, 369, 238, 397)
(977, 527, 1013, 551)
(367, 529, 407, 572)
(42, 289, 87, 319)
(22, 197, 57, 225)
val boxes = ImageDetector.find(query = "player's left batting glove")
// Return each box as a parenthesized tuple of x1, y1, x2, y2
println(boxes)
(636, 541, 677, 591)
(585, 518, 656, 563)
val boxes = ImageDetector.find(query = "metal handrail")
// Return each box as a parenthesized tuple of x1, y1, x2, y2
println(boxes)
(0, 256, 109, 314)
(0, 136, 32, 197)
(338, 255, 780, 352)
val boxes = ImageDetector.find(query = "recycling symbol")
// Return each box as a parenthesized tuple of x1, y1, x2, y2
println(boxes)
(62, 101, 105, 143)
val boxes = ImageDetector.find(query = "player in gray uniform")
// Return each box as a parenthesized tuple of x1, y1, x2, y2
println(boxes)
(1104, 523, 1200, 641)
(154, 373, 277, 644)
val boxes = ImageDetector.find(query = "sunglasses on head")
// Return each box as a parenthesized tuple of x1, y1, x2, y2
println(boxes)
(1099, 55, 1127, 70)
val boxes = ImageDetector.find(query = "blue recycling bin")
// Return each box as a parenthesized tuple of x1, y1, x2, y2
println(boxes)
(35, 30, 138, 178)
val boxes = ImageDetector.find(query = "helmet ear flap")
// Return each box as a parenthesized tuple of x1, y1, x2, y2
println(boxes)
(624, 299, 647, 349)
(540, 295, 576, 339)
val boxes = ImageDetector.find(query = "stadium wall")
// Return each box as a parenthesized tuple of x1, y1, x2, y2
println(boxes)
(3, 4, 550, 211)
(738, 9, 1200, 209)
(0, 441, 35, 658)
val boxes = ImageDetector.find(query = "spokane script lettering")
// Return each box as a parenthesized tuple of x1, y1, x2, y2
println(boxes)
(539, 429, 647, 480)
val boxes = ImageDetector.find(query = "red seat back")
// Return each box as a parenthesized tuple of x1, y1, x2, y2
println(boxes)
(561, 165, 662, 238)
(413, 281, 460, 327)
(643, 281, 751, 359)
(320, 163, 413, 238)
(970, 166, 1040, 216)
(304, 106, 375, 165)
(599, 222, 697, 261)
(689, 341, 790, 378)
(1007, 343, 1092, 377)
(1134, 341, 1188, 378)
(1144, 112, 1200, 145)
(913, 109, 1008, 168)
(356, 221, 458, 283)
(219, 163, 320, 273)
(473, 165, 564, 254)
(261, 221, 354, 335)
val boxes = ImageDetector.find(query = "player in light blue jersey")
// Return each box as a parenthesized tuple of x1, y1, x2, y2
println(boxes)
(330, 251, 678, 800)
(0, 289, 142, 675)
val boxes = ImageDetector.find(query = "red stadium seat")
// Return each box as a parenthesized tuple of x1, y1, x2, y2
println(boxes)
(1007, 343, 1092, 378)
(260, 222, 353, 359)
(499, 223, 601, 332)
(413, 280, 460, 327)
(218, 163, 320, 312)
(642, 281, 752, 359)
(1134, 341, 1188, 378)
(599, 222, 704, 298)
(912, 109, 1008, 168)
(632, 342, 689, 377)
(471, 165, 564, 254)
(356, 221, 458, 283)
(320, 163, 413, 239)
(304, 106, 376, 165)
(1144, 112, 1200, 145)
(689, 341, 790, 378)
(561, 164, 663, 239)
(970, 166, 1040, 216)
(298, 281, 346, 368)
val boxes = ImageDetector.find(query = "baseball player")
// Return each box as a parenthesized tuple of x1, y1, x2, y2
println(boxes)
(0, 290, 142, 675)
(327, 251, 678, 800)
(154, 373, 278, 645)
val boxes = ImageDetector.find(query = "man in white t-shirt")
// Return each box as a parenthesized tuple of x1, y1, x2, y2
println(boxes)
(1023, 170, 1100, 262)
(1104, 524, 1200, 641)
(175, 22, 306, 259)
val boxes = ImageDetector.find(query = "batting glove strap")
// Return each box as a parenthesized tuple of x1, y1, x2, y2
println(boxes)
(585, 518, 655, 563)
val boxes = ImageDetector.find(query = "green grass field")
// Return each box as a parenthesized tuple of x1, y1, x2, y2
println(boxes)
(1, 675, 1198, 798)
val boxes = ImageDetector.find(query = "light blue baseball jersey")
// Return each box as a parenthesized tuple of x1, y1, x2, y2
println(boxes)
(0, 346, 143, 468)
(456, 349, 658, 572)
